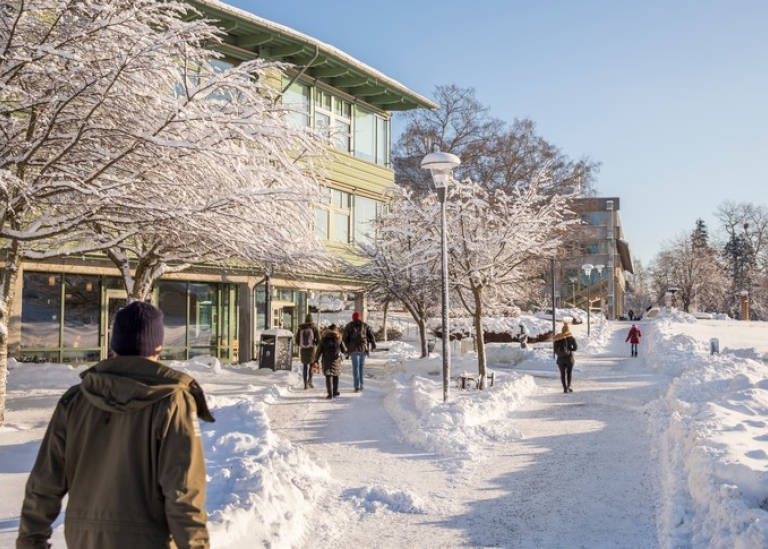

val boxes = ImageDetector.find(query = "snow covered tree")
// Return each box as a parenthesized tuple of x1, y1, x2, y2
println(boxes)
(349, 186, 441, 357)
(716, 202, 768, 319)
(0, 0, 328, 424)
(622, 258, 652, 316)
(445, 176, 573, 387)
(690, 219, 728, 313)
(649, 222, 728, 314)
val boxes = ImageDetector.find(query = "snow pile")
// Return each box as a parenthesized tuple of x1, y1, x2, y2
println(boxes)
(383, 355, 537, 472)
(3, 317, 768, 547)
(202, 395, 330, 547)
(645, 317, 768, 548)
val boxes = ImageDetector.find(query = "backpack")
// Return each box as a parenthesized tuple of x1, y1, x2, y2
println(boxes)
(321, 332, 341, 362)
(554, 336, 576, 358)
(349, 322, 365, 350)
(554, 338, 569, 358)
(299, 326, 315, 349)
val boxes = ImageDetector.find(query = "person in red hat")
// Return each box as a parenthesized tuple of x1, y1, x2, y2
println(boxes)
(342, 311, 376, 392)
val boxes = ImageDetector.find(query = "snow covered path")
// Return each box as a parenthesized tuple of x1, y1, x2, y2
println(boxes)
(267, 322, 667, 548)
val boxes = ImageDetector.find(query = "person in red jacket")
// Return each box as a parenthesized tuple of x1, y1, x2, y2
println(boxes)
(626, 324, 642, 357)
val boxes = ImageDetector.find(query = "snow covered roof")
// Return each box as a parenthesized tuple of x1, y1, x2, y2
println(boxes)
(188, 1, 438, 112)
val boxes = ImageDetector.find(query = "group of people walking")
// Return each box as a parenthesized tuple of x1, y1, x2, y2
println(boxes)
(295, 311, 376, 399)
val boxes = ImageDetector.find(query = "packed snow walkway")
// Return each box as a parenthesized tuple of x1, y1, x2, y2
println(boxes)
(267, 322, 665, 548)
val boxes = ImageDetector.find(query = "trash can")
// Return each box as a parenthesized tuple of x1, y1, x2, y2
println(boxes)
(259, 329, 294, 370)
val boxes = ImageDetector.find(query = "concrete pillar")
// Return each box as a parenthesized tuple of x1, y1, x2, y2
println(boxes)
(606, 200, 615, 320)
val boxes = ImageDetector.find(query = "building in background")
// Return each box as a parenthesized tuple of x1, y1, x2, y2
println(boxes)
(556, 197, 634, 320)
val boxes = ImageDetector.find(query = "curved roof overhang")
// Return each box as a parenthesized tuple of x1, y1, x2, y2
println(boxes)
(616, 239, 634, 275)
(187, 1, 438, 112)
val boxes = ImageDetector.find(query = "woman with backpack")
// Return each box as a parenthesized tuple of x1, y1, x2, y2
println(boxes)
(553, 322, 578, 393)
(314, 324, 347, 399)
(296, 314, 320, 389)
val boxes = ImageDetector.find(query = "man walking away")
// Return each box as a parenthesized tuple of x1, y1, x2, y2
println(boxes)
(342, 311, 376, 392)
(626, 324, 642, 357)
(17, 301, 214, 549)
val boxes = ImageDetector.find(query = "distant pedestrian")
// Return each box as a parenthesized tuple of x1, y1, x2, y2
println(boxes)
(315, 324, 346, 399)
(553, 321, 578, 393)
(296, 313, 320, 389)
(628, 309, 635, 321)
(342, 311, 376, 392)
(17, 301, 214, 549)
(626, 324, 642, 357)
(519, 322, 529, 349)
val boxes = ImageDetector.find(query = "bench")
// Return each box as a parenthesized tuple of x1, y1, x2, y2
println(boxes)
(457, 371, 495, 389)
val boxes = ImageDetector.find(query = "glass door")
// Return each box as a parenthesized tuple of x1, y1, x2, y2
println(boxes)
(101, 290, 127, 359)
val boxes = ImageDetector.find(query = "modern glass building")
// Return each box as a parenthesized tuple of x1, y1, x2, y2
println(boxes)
(555, 197, 634, 320)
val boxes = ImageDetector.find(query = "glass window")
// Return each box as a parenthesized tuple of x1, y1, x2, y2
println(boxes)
(314, 111, 331, 136)
(333, 211, 350, 243)
(334, 119, 351, 151)
(315, 208, 329, 240)
(331, 189, 349, 209)
(582, 241, 599, 255)
(313, 90, 352, 153)
(209, 58, 234, 73)
(283, 81, 310, 127)
(189, 283, 217, 348)
(157, 281, 187, 348)
(254, 285, 266, 332)
(63, 274, 100, 349)
(354, 195, 381, 244)
(315, 90, 332, 110)
(354, 109, 376, 163)
(376, 116, 389, 166)
(21, 273, 61, 349)
(582, 212, 607, 226)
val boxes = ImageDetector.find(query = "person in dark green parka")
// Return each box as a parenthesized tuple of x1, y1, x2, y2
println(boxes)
(17, 301, 214, 549)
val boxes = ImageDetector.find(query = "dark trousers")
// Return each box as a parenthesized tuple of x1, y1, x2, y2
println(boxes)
(558, 363, 573, 390)
(630, 343, 638, 356)
(302, 363, 313, 383)
(325, 375, 339, 397)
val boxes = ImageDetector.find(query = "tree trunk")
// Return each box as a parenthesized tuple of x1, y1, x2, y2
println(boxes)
(418, 318, 428, 358)
(382, 300, 389, 342)
(0, 247, 23, 426)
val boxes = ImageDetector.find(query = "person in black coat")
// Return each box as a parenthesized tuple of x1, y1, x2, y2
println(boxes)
(314, 324, 346, 399)
(553, 322, 578, 393)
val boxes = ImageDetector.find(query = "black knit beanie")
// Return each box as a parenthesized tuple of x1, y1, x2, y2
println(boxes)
(110, 301, 165, 356)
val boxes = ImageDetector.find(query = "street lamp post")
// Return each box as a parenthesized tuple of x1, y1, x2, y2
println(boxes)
(581, 263, 604, 337)
(421, 151, 461, 402)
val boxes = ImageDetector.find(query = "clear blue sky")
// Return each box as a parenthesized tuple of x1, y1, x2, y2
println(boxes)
(226, 0, 768, 265)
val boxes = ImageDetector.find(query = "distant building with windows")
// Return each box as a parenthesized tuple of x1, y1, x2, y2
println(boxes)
(555, 197, 634, 320)
(9, 0, 436, 365)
